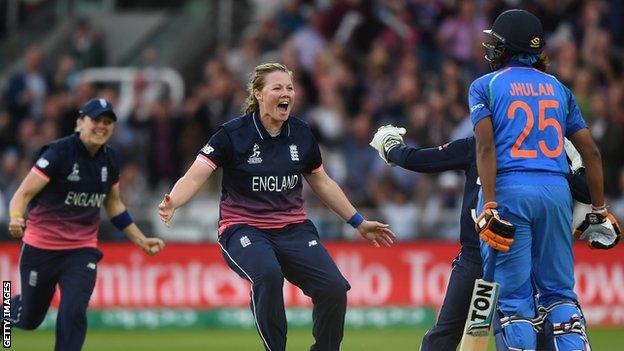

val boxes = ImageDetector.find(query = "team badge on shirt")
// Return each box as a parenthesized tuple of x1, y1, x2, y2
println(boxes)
(289, 144, 299, 161)
(247, 143, 263, 164)
(36, 157, 49, 168)
(67, 163, 81, 181)
(101, 166, 108, 182)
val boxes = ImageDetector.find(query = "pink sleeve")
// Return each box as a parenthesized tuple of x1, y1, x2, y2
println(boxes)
(196, 154, 218, 170)
(31, 167, 50, 181)
(311, 164, 323, 174)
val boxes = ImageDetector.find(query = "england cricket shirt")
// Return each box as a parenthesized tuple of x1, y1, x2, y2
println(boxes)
(197, 112, 323, 233)
(25, 133, 120, 249)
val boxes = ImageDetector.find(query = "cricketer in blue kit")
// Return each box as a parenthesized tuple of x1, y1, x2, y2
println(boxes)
(369, 128, 591, 350)
(469, 9, 620, 351)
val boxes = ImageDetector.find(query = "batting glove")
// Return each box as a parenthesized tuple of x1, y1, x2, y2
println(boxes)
(369, 125, 406, 165)
(475, 202, 516, 252)
(574, 210, 621, 249)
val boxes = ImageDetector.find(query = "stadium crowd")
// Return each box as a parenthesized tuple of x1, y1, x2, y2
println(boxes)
(1, 0, 623, 241)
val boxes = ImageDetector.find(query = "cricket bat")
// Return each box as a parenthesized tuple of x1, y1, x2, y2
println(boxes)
(458, 278, 500, 350)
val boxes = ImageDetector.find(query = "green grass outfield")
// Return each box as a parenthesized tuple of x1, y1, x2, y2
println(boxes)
(9, 327, 624, 350)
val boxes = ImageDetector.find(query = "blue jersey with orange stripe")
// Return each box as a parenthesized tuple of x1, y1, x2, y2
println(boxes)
(469, 61, 587, 174)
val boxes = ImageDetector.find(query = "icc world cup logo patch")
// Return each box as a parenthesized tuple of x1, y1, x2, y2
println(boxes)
(247, 143, 263, 164)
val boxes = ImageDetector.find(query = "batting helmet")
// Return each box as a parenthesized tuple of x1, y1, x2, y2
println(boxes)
(482, 9, 545, 65)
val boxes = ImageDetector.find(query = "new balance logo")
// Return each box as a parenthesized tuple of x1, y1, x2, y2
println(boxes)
(202, 144, 214, 154)
(240, 236, 251, 248)
(36, 157, 49, 168)
(308, 240, 318, 247)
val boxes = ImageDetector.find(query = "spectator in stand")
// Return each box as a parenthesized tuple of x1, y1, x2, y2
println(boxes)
(589, 92, 624, 198)
(5, 45, 50, 124)
(69, 18, 106, 69)
(436, 1, 487, 70)
(145, 99, 181, 189)
(291, 9, 327, 72)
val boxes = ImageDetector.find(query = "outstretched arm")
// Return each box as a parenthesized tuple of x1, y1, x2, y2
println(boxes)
(105, 184, 164, 255)
(304, 168, 395, 247)
(387, 139, 471, 173)
(158, 159, 215, 226)
(369, 125, 471, 172)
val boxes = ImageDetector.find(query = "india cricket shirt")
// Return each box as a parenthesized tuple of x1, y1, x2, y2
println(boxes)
(469, 61, 587, 175)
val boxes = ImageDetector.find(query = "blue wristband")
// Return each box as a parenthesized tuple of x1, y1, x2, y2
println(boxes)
(111, 210, 133, 231)
(347, 212, 364, 228)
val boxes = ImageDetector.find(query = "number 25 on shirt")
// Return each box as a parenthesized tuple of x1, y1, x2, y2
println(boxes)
(507, 99, 563, 159)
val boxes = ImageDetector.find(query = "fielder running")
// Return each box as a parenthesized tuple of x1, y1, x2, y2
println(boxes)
(7, 98, 164, 351)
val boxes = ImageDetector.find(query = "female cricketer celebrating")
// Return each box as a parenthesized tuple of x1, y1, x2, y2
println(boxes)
(470, 9, 620, 350)
(8, 98, 164, 351)
(158, 62, 395, 351)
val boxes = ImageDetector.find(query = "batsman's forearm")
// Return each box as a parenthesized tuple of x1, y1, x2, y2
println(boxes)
(569, 129, 605, 208)
(580, 145, 605, 208)
(476, 142, 497, 203)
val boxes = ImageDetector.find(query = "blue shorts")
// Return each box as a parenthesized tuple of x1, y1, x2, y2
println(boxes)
(479, 173, 577, 318)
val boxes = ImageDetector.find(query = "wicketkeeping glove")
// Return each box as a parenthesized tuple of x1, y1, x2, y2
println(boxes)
(369, 125, 407, 165)
(574, 211, 621, 249)
(475, 202, 516, 252)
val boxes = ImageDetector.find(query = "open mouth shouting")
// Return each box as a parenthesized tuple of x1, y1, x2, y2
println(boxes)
(277, 100, 290, 114)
